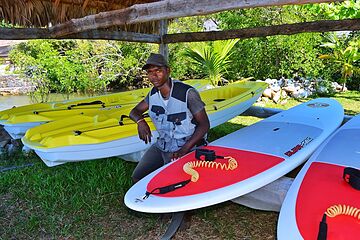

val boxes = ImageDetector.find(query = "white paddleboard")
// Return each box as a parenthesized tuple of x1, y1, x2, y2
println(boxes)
(124, 98, 344, 213)
(277, 114, 360, 240)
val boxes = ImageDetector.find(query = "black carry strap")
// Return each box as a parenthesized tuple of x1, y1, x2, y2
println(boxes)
(343, 167, 360, 190)
(317, 214, 328, 240)
(144, 179, 191, 199)
(33, 100, 106, 114)
(73, 124, 120, 135)
(67, 100, 105, 109)
(118, 114, 130, 126)
(119, 113, 149, 126)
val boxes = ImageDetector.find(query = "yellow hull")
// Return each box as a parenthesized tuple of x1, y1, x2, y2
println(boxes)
(23, 81, 267, 150)
(0, 79, 210, 124)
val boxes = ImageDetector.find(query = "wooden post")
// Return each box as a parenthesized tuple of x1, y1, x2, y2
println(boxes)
(159, 19, 169, 60)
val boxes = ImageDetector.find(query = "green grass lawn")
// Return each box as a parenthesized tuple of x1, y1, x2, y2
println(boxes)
(1, 91, 359, 239)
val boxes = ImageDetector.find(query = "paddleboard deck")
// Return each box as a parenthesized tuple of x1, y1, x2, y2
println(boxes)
(278, 114, 360, 240)
(125, 98, 344, 213)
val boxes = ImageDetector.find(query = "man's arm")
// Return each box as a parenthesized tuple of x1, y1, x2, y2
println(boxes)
(129, 100, 152, 144)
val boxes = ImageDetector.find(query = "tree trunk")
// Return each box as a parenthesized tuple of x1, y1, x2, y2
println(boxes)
(341, 82, 346, 92)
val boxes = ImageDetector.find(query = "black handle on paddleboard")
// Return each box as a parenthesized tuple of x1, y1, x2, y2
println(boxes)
(343, 167, 360, 190)
(195, 149, 217, 161)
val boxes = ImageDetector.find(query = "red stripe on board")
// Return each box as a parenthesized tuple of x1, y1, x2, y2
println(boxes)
(146, 146, 284, 197)
(296, 162, 360, 240)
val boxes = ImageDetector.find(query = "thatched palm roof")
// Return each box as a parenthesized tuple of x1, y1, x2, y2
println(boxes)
(0, 0, 160, 33)
(1, 0, 358, 43)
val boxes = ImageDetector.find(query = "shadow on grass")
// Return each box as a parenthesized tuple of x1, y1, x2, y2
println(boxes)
(208, 121, 248, 142)
(334, 91, 360, 102)
(344, 109, 359, 116)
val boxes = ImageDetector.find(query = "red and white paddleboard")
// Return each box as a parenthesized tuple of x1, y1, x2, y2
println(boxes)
(278, 114, 360, 240)
(124, 98, 343, 213)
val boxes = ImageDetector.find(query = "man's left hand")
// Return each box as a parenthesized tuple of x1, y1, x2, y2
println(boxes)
(172, 145, 191, 161)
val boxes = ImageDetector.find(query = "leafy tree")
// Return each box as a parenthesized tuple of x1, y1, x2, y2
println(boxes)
(9, 41, 61, 100)
(168, 17, 207, 80)
(9, 40, 155, 100)
(304, 0, 360, 20)
(184, 39, 239, 86)
(215, 7, 325, 80)
(319, 33, 360, 91)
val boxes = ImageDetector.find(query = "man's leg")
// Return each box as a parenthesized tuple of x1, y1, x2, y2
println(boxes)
(131, 144, 164, 183)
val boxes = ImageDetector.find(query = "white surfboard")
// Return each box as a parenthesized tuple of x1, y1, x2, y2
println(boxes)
(277, 114, 360, 240)
(124, 98, 344, 213)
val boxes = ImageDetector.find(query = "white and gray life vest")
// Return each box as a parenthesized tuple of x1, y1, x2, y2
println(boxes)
(149, 80, 197, 152)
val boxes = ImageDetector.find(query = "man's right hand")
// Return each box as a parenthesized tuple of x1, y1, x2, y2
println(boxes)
(137, 120, 152, 144)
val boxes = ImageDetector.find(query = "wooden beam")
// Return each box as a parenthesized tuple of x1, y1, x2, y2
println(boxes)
(163, 19, 360, 43)
(0, 28, 50, 40)
(1, 19, 357, 44)
(0, 28, 161, 43)
(50, 0, 341, 37)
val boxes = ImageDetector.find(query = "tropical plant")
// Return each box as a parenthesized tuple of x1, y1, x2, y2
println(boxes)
(168, 16, 207, 80)
(184, 39, 239, 86)
(305, 0, 360, 20)
(319, 33, 360, 91)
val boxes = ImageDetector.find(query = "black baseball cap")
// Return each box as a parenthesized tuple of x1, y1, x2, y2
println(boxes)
(142, 53, 169, 70)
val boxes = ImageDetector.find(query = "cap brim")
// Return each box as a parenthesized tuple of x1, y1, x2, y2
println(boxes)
(142, 62, 168, 70)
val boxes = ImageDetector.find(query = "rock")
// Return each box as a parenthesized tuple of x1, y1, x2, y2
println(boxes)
(262, 88, 272, 98)
(1, 92, 10, 96)
(0, 126, 11, 141)
(292, 89, 312, 98)
(278, 77, 286, 87)
(265, 78, 277, 85)
(281, 90, 288, 99)
(271, 85, 281, 92)
(280, 99, 288, 105)
(0, 139, 10, 148)
(261, 96, 270, 103)
(22, 145, 33, 155)
(272, 91, 281, 103)
(317, 86, 328, 94)
(283, 85, 296, 93)
(0, 74, 35, 94)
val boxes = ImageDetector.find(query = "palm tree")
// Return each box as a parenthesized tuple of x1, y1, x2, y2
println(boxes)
(184, 39, 239, 86)
(319, 33, 359, 91)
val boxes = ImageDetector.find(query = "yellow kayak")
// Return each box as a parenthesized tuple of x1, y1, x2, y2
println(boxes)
(1, 79, 210, 139)
(22, 81, 267, 166)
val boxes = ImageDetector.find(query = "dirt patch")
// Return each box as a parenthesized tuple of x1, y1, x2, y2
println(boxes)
(83, 201, 278, 240)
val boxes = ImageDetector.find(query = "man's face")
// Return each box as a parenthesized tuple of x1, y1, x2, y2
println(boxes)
(145, 66, 170, 88)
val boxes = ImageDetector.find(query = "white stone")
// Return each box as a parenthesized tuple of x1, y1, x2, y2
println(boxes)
(262, 88, 272, 98)
(272, 91, 281, 103)
(283, 85, 296, 93)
